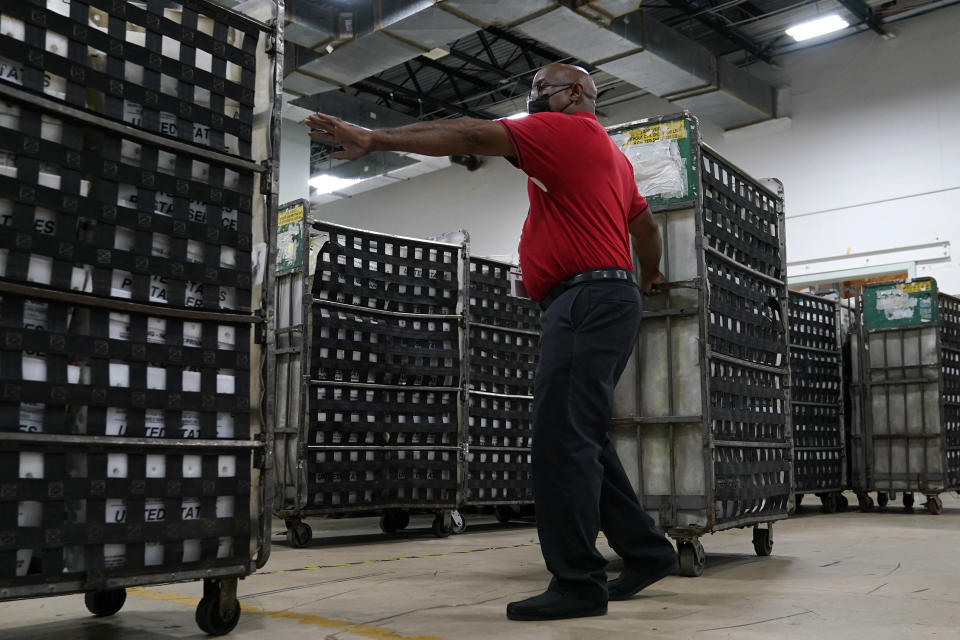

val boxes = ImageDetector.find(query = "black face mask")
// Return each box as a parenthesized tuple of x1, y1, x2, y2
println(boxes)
(526, 85, 574, 115)
(526, 84, 597, 115)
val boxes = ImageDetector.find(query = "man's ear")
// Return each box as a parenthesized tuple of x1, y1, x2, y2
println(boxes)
(571, 82, 585, 102)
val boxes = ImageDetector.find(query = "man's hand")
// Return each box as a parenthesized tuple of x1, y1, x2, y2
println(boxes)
(305, 113, 374, 160)
(640, 270, 665, 295)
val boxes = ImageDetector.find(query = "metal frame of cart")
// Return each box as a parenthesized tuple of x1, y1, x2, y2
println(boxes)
(274, 209, 470, 543)
(788, 291, 848, 514)
(462, 256, 539, 525)
(608, 112, 794, 577)
(273, 208, 540, 544)
(0, 1, 283, 635)
(849, 278, 960, 514)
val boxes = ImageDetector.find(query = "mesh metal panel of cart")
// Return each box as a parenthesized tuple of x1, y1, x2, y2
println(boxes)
(273, 214, 466, 543)
(463, 257, 539, 519)
(788, 292, 846, 513)
(608, 112, 793, 577)
(0, 1, 281, 635)
(849, 278, 960, 514)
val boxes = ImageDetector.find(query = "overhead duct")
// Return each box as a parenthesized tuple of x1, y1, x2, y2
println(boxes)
(670, 58, 776, 130)
(440, 0, 557, 26)
(283, 1, 776, 129)
(283, 1, 548, 204)
(283, 1, 563, 97)
(508, 4, 775, 129)
(283, 0, 480, 94)
(286, 0, 779, 206)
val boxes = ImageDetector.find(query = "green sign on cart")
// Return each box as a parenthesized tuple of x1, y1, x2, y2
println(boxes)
(862, 279, 938, 330)
(607, 115, 699, 209)
(276, 201, 305, 274)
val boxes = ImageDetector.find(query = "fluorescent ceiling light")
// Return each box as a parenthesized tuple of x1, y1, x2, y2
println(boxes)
(309, 174, 365, 195)
(423, 47, 449, 60)
(506, 111, 528, 119)
(785, 15, 849, 42)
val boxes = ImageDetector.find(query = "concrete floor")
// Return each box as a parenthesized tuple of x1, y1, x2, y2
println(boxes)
(2, 492, 958, 639)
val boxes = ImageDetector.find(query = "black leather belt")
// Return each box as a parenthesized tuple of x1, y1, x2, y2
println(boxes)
(539, 268, 636, 311)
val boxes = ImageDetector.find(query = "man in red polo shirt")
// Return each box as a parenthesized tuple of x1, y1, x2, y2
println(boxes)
(306, 63, 677, 621)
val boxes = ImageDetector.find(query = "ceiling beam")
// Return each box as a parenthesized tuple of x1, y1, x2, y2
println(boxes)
(358, 76, 495, 119)
(835, 0, 890, 36)
(661, 0, 774, 64)
(403, 61, 425, 94)
(415, 56, 503, 93)
(486, 25, 578, 67)
(445, 45, 513, 78)
(476, 31, 500, 67)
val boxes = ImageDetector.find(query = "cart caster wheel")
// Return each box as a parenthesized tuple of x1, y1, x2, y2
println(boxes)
(877, 492, 889, 510)
(379, 510, 410, 534)
(285, 520, 312, 548)
(84, 588, 126, 617)
(836, 493, 849, 512)
(857, 493, 874, 512)
(495, 505, 515, 524)
(451, 510, 467, 534)
(753, 526, 773, 557)
(903, 492, 915, 511)
(677, 540, 705, 577)
(432, 513, 454, 538)
(195, 596, 240, 636)
(794, 493, 803, 514)
(820, 493, 837, 514)
(196, 579, 240, 636)
(926, 495, 943, 515)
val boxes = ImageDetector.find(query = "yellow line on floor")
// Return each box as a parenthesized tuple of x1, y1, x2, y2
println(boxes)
(254, 540, 540, 576)
(128, 587, 445, 640)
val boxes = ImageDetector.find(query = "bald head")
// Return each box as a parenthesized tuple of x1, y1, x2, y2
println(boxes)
(528, 63, 597, 115)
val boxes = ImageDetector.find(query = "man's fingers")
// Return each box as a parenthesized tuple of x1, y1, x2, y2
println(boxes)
(308, 130, 335, 141)
(305, 113, 339, 130)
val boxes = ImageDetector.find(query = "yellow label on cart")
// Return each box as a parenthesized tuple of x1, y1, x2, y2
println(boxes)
(625, 120, 687, 145)
(900, 281, 932, 294)
(277, 203, 304, 227)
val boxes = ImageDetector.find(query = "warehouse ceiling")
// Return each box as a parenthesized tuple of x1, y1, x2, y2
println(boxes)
(265, 0, 956, 192)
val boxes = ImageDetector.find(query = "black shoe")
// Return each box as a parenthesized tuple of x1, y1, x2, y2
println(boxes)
(607, 557, 678, 601)
(506, 590, 608, 621)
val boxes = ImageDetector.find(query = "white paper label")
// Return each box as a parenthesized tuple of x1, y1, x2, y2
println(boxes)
(19, 403, 44, 433)
(216, 496, 234, 518)
(19, 452, 43, 479)
(216, 412, 235, 439)
(17, 501, 42, 527)
(107, 453, 128, 478)
(146, 454, 166, 478)
(218, 455, 236, 478)
(181, 498, 201, 520)
(182, 455, 202, 478)
(104, 543, 126, 569)
(144, 542, 164, 566)
(182, 539, 201, 563)
(106, 498, 127, 524)
(144, 498, 166, 522)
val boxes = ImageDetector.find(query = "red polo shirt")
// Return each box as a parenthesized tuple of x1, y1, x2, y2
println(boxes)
(497, 111, 649, 302)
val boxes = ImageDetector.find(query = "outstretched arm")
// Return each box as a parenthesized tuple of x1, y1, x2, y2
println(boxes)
(305, 113, 515, 161)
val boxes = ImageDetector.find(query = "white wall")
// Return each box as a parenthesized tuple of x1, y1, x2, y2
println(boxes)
(295, 5, 960, 286)
(710, 5, 960, 291)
